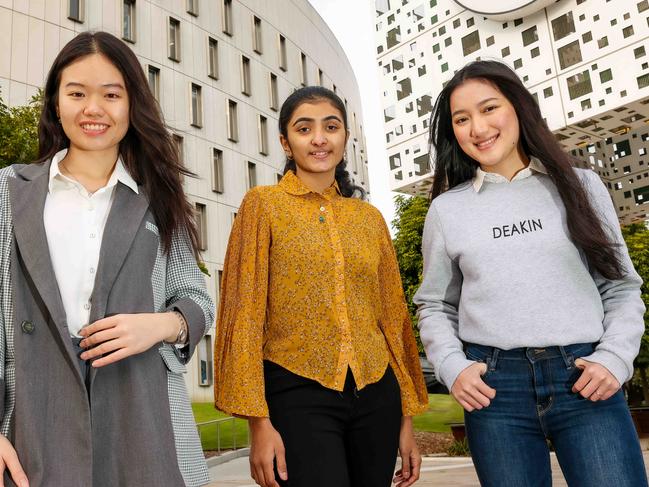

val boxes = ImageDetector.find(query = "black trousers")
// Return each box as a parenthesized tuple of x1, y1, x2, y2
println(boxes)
(264, 361, 402, 487)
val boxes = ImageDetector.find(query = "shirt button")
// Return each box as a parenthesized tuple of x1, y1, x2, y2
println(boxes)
(90, 267, 95, 274)
(21, 320, 34, 334)
(90, 233, 96, 239)
(83, 303, 91, 311)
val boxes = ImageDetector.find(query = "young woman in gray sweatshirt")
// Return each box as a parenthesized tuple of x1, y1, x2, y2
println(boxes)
(414, 60, 648, 487)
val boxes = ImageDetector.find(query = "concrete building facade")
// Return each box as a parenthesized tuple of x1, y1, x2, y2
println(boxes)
(375, 0, 649, 224)
(0, 0, 369, 401)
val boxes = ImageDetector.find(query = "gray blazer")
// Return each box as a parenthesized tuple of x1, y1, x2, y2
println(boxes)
(0, 161, 214, 486)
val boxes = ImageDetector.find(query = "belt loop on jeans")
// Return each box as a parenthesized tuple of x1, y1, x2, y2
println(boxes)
(558, 345, 574, 369)
(488, 348, 499, 372)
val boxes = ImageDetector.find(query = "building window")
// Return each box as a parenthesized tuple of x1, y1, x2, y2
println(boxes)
(598, 36, 609, 48)
(543, 86, 553, 98)
(197, 335, 213, 386)
(227, 100, 238, 142)
(222, 0, 233, 35)
(241, 55, 251, 95)
(195, 203, 207, 250)
(396, 77, 412, 100)
(191, 84, 202, 128)
(486, 35, 494, 46)
(531, 47, 540, 58)
(638, 73, 649, 89)
(168, 18, 181, 61)
(600, 68, 613, 83)
(502, 46, 510, 57)
(269, 73, 279, 111)
(521, 26, 538, 46)
(317, 68, 323, 86)
(247, 162, 257, 189)
(461, 30, 480, 56)
(258, 115, 268, 155)
(639, 0, 649, 12)
(513, 58, 523, 69)
(567, 70, 593, 100)
(635, 46, 646, 58)
(208, 37, 218, 79)
(147, 65, 160, 101)
(123, 0, 136, 42)
(551, 12, 575, 41)
(186, 0, 198, 16)
(387, 26, 401, 49)
(300, 52, 307, 86)
(253, 16, 262, 53)
(278, 34, 287, 71)
(173, 134, 184, 164)
(557, 40, 582, 70)
(623, 25, 635, 38)
(212, 148, 224, 193)
(68, 0, 84, 22)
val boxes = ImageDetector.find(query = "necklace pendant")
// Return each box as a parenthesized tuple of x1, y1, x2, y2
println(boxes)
(319, 215, 325, 223)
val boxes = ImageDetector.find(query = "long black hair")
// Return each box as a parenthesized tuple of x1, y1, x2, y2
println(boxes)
(278, 86, 365, 199)
(37, 31, 199, 256)
(429, 60, 623, 280)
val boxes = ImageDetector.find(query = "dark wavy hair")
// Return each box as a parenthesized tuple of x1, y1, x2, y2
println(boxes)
(37, 31, 199, 256)
(429, 60, 623, 280)
(278, 86, 365, 199)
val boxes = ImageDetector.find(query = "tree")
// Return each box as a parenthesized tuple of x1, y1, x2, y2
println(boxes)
(0, 90, 42, 168)
(392, 194, 430, 352)
(622, 223, 649, 404)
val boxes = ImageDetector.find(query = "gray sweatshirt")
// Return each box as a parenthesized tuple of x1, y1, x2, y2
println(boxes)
(413, 167, 645, 389)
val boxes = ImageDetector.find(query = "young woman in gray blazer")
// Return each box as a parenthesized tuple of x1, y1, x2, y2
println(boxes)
(0, 32, 214, 487)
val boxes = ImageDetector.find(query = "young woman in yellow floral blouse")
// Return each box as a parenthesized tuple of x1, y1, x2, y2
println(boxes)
(214, 86, 427, 487)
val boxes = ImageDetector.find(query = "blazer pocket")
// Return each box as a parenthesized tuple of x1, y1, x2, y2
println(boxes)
(159, 345, 187, 374)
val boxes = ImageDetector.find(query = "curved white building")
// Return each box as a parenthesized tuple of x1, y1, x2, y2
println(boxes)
(0, 0, 369, 401)
(376, 0, 649, 224)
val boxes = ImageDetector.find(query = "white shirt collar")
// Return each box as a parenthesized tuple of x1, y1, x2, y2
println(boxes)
(48, 148, 139, 194)
(472, 156, 547, 192)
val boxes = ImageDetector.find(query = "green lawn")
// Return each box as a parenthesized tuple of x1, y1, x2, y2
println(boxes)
(193, 394, 462, 451)
(412, 394, 464, 433)
(191, 403, 250, 451)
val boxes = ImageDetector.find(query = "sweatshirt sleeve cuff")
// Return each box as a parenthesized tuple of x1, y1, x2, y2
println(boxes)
(439, 351, 476, 389)
(582, 349, 632, 385)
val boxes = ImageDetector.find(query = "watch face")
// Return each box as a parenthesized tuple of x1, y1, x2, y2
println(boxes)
(452, 0, 557, 20)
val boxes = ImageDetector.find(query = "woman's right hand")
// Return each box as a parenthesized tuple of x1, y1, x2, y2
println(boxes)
(451, 362, 496, 412)
(248, 417, 287, 487)
(0, 435, 28, 487)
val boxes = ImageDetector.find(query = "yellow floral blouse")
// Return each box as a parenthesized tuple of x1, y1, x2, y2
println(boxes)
(214, 171, 428, 417)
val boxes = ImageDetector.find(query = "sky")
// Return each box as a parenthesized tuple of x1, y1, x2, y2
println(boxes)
(307, 0, 399, 229)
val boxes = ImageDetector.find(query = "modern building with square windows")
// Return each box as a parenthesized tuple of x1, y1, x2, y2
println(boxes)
(1, 0, 369, 401)
(376, 0, 649, 224)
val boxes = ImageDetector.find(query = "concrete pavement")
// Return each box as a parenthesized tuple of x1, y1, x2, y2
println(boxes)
(207, 451, 649, 486)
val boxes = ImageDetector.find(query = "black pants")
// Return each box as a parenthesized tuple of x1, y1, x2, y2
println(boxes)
(264, 361, 402, 487)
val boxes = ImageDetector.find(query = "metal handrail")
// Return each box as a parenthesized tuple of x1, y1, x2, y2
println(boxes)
(196, 417, 250, 453)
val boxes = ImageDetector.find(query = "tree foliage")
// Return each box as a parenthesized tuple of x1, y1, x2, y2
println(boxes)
(0, 90, 42, 168)
(622, 223, 649, 367)
(392, 194, 430, 352)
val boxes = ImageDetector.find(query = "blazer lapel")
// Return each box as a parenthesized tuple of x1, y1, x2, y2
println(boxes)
(10, 163, 68, 328)
(9, 162, 83, 377)
(88, 182, 149, 324)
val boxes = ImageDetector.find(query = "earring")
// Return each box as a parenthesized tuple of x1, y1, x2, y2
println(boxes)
(286, 153, 293, 161)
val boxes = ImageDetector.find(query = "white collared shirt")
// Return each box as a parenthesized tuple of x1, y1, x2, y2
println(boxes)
(472, 156, 548, 192)
(43, 149, 139, 337)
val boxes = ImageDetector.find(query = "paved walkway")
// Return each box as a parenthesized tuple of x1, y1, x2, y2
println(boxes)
(207, 451, 649, 486)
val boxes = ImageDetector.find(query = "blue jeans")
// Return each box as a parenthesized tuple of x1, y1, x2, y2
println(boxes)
(464, 343, 648, 487)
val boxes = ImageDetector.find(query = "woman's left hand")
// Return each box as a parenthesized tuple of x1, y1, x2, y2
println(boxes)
(78, 313, 179, 367)
(572, 358, 620, 401)
(392, 416, 421, 487)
